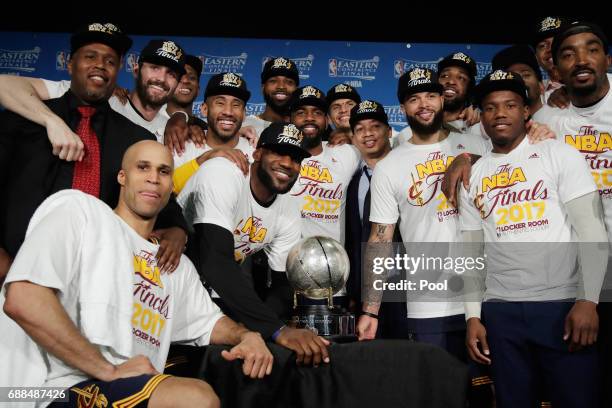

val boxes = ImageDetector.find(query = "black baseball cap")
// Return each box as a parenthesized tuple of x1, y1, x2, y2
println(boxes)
(257, 122, 311, 160)
(349, 100, 389, 131)
(474, 70, 529, 108)
(551, 20, 609, 64)
(397, 67, 444, 103)
(139, 39, 186, 77)
(70, 22, 132, 57)
(438, 52, 477, 80)
(492, 45, 543, 81)
(261, 57, 300, 85)
(204, 72, 251, 103)
(184, 54, 203, 78)
(290, 85, 328, 113)
(532, 16, 569, 48)
(327, 83, 361, 105)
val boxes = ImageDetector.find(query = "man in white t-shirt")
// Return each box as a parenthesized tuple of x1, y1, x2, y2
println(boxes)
(241, 57, 300, 137)
(1, 140, 272, 408)
(178, 122, 331, 366)
(357, 68, 488, 361)
(289, 85, 361, 244)
(460, 69, 607, 408)
(172, 72, 254, 181)
(108, 39, 186, 142)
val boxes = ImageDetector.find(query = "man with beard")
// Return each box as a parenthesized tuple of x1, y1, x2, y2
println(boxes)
(171, 72, 253, 192)
(0, 24, 188, 283)
(241, 57, 299, 137)
(461, 69, 606, 408)
(287, 85, 361, 307)
(289, 86, 361, 243)
(393, 52, 482, 147)
(177, 122, 331, 366)
(357, 68, 488, 359)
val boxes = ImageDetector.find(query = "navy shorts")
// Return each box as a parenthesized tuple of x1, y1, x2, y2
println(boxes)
(49, 373, 171, 408)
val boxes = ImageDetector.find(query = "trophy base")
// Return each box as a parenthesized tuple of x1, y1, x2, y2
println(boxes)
(290, 305, 357, 342)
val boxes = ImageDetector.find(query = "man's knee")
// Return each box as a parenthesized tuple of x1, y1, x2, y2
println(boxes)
(149, 376, 219, 408)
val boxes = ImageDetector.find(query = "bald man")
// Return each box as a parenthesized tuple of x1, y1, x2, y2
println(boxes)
(1, 141, 272, 408)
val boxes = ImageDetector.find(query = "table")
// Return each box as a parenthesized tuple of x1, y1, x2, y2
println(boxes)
(167, 339, 469, 408)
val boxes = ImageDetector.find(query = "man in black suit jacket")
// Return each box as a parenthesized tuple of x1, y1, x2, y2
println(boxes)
(344, 100, 406, 338)
(0, 23, 187, 283)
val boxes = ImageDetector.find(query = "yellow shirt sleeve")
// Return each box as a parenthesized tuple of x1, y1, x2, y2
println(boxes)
(173, 159, 200, 194)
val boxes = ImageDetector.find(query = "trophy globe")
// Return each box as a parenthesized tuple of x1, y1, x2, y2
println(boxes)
(285, 236, 356, 340)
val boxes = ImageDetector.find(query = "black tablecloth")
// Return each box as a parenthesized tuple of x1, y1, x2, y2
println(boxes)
(168, 339, 469, 408)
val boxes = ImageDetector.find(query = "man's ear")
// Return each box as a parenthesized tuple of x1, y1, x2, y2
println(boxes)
(252, 148, 262, 162)
(523, 104, 530, 121)
(117, 169, 126, 186)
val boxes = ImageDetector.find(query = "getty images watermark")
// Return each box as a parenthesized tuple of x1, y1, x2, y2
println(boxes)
(361, 242, 612, 303)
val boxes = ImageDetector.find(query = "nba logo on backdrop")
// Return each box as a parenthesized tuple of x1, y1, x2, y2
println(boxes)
(56, 51, 69, 71)
(126, 53, 139, 72)
(329, 59, 338, 77)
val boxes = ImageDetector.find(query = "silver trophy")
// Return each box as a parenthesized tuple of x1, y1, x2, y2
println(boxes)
(285, 236, 356, 341)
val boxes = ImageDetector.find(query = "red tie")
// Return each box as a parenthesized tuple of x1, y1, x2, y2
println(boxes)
(72, 106, 101, 197)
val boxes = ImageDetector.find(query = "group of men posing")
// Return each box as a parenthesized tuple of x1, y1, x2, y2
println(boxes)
(0, 15, 610, 408)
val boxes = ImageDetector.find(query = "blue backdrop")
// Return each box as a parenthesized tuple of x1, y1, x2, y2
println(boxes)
(0, 32, 519, 130)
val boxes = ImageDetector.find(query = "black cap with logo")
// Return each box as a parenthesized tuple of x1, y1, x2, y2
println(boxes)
(70, 22, 132, 57)
(349, 100, 389, 130)
(261, 57, 300, 85)
(290, 85, 328, 113)
(139, 39, 186, 77)
(204, 72, 251, 103)
(257, 122, 311, 160)
(397, 67, 444, 103)
(326, 83, 362, 105)
(438, 52, 477, 80)
(474, 70, 529, 108)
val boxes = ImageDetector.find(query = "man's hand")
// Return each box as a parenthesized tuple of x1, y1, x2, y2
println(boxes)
(221, 332, 274, 379)
(109, 355, 158, 381)
(112, 86, 130, 105)
(0, 247, 12, 287)
(275, 327, 330, 366)
(525, 120, 556, 144)
(196, 148, 249, 176)
(164, 113, 190, 156)
(466, 317, 491, 365)
(151, 227, 187, 273)
(547, 86, 570, 109)
(238, 126, 259, 148)
(327, 128, 352, 147)
(459, 105, 480, 127)
(442, 153, 472, 208)
(564, 300, 599, 352)
(46, 115, 84, 162)
(356, 315, 378, 341)
(189, 124, 206, 148)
